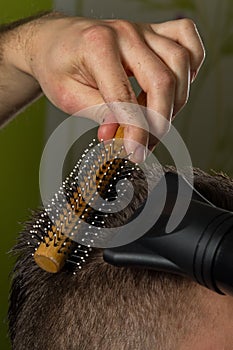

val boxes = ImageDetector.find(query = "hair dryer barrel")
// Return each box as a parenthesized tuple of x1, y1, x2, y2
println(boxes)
(212, 227, 233, 295)
(140, 198, 233, 295)
(104, 172, 233, 296)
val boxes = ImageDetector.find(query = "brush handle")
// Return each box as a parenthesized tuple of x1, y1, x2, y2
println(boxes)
(34, 237, 71, 273)
(114, 91, 146, 139)
(115, 126, 124, 139)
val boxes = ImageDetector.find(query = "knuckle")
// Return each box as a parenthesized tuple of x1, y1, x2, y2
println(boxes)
(154, 70, 176, 90)
(112, 19, 142, 41)
(82, 24, 114, 43)
(114, 19, 134, 32)
(179, 18, 196, 31)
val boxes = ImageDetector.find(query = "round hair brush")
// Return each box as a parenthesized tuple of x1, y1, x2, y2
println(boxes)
(33, 133, 138, 272)
(29, 108, 149, 273)
(31, 94, 148, 273)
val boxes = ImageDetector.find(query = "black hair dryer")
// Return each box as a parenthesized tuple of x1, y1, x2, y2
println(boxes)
(104, 172, 233, 296)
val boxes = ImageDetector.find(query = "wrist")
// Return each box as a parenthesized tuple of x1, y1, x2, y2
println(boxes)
(1, 12, 64, 78)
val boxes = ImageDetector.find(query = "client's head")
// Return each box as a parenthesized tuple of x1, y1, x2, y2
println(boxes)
(8, 167, 233, 350)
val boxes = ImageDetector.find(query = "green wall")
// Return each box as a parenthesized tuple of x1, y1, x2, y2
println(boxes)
(0, 2, 52, 349)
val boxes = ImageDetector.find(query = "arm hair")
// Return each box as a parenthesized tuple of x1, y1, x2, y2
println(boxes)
(0, 11, 63, 127)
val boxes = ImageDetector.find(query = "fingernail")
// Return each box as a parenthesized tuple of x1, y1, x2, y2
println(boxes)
(130, 145, 147, 163)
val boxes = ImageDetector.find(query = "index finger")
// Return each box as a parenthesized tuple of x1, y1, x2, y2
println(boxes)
(83, 25, 149, 162)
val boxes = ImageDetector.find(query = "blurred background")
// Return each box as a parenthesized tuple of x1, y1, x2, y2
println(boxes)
(1, 0, 233, 348)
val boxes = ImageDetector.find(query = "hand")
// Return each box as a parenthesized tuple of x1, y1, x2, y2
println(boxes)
(7, 14, 205, 161)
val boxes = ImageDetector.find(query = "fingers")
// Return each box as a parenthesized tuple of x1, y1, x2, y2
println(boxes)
(116, 28, 175, 146)
(137, 91, 159, 152)
(143, 30, 191, 116)
(72, 20, 197, 154)
(150, 19, 205, 82)
(81, 25, 149, 161)
(43, 18, 205, 163)
(97, 114, 119, 141)
(82, 26, 137, 104)
(110, 18, 204, 152)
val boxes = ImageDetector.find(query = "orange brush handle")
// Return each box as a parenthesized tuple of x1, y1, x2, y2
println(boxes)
(115, 126, 125, 139)
(114, 92, 146, 139)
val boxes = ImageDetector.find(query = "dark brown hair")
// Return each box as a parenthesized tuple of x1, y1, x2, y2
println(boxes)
(8, 167, 233, 350)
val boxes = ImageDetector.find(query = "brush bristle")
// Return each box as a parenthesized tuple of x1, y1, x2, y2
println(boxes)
(30, 138, 146, 273)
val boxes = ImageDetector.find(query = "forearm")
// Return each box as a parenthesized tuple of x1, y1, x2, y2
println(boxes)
(0, 62, 42, 128)
(0, 12, 54, 128)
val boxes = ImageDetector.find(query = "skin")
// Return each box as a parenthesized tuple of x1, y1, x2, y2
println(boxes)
(0, 13, 205, 162)
(180, 287, 233, 350)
